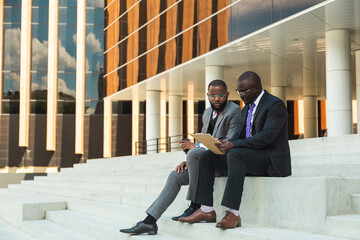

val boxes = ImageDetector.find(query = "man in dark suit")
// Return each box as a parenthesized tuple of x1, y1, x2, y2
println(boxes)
(179, 71, 291, 229)
(120, 80, 241, 235)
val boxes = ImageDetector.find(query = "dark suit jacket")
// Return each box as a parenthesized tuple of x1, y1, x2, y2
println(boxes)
(201, 101, 241, 140)
(231, 91, 291, 177)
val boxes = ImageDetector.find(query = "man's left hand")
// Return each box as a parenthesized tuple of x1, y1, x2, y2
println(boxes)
(216, 140, 234, 154)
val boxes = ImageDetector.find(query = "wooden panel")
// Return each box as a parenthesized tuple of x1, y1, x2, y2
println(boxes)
(19, 0, 32, 147)
(75, 0, 86, 154)
(0, 0, 4, 115)
(182, 0, 195, 63)
(146, 0, 161, 78)
(165, 0, 177, 70)
(320, 100, 327, 130)
(198, 0, 212, 55)
(127, 0, 139, 87)
(103, 98, 112, 158)
(46, 0, 59, 151)
(217, 0, 230, 47)
(105, 0, 120, 96)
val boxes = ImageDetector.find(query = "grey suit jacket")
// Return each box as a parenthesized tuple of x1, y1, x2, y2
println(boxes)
(200, 101, 241, 140)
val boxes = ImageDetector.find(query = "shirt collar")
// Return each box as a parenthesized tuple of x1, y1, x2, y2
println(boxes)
(252, 90, 265, 107)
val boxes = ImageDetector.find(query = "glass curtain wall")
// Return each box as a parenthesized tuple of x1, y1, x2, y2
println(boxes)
(104, 0, 324, 96)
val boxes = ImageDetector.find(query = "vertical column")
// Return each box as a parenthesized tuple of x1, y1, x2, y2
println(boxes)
(103, 98, 112, 158)
(0, 0, 4, 115)
(146, 90, 161, 153)
(132, 99, 139, 155)
(75, 0, 86, 154)
(326, 29, 352, 136)
(270, 32, 286, 104)
(187, 81, 194, 138)
(46, 0, 59, 151)
(356, 50, 360, 133)
(169, 95, 182, 151)
(303, 38, 318, 138)
(205, 66, 224, 108)
(270, 55, 286, 103)
(19, 0, 32, 147)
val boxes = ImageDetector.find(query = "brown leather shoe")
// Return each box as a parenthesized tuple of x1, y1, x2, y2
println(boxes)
(215, 211, 241, 229)
(179, 209, 216, 223)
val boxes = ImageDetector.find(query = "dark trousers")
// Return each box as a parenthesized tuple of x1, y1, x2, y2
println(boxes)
(194, 148, 269, 210)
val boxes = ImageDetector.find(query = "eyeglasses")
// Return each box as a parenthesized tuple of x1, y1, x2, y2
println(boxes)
(236, 85, 258, 96)
(208, 93, 226, 99)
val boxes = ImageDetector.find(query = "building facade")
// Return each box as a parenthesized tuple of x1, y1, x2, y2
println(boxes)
(104, 0, 360, 156)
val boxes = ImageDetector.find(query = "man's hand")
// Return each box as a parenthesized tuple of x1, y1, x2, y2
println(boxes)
(216, 140, 234, 154)
(179, 140, 196, 152)
(175, 161, 187, 173)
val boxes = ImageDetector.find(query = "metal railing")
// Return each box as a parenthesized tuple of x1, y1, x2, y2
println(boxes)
(135, 134, 195, 155)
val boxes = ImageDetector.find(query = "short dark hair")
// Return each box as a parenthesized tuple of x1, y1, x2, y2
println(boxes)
(237, 71, 262, 87)
(208, 79, 227, 92)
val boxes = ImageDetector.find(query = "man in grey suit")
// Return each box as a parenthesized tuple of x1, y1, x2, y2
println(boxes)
(120, 80, 241, 235)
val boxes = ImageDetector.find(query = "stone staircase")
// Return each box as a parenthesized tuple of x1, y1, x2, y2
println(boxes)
(1, 135, 360, 239)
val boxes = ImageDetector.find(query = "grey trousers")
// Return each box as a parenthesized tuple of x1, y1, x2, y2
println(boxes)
(146, 147, 205, 220)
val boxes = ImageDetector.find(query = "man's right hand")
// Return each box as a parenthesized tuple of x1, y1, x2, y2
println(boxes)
(175, 161, 187, 173)
(179, 140, 196, 152)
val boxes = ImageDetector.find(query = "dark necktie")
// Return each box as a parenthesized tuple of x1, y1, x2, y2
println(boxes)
(246, 103, 255, 138)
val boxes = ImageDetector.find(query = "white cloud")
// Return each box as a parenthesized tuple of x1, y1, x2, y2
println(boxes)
(4, 72, 20, 90)
(86, 32, 102, 54)
(32, 38, 48, 71)
(58, 77, 76, 97)
(4, 28, 21, 70)
(58, 41, 76, 70)
(96, 61, 102, 71)
(87, 0, 104, 8)
(73, 33, 102, 54)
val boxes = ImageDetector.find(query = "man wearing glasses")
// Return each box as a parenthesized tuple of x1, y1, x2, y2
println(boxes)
(120, 79, 241, 235)
(180, 71, 291, 229)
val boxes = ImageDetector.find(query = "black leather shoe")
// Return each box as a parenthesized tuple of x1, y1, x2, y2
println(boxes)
(171, 206, 195, 221)
(120, 221, 158, 235)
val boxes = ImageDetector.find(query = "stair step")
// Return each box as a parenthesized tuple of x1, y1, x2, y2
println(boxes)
(327, 214, 360, 240)
(46, 210, 188, 240)
(21, 220, 96, 240)
(47, 209, 353, 240)
(351, 194, 360, 213)
(0, 219, 35, 240)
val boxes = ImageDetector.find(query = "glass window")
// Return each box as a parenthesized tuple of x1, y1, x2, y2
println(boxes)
(32, 6, 49, 24)
(59, 7, 77, 24)
(86, 8, 104, 24)
(272, 0, 324, 22)
(230, 0, 272, 41)
(32, 24, 48, 72)
(3, 71, 20, 94)
(4, 25, 21, 71)
(59, 0, 76, 7)
(87, 0, 104, 8)
(58, 25, 77, 71)
(58, 73, 76, 99)
(5, 0, 21, 7)
(5, 6, 21, 23)
(33, 0, 49, 7)
(31, 73, 47, 99)
(86, 25, 104, 72)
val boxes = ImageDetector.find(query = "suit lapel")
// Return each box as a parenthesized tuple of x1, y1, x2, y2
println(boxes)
(252, 91, 268, 124)
(202, 108, 211, 133)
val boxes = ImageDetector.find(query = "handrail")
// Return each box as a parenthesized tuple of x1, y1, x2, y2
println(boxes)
(135, 134, 195, 155)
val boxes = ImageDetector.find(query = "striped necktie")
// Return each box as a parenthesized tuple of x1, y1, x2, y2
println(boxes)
(246, 103, 255, 138)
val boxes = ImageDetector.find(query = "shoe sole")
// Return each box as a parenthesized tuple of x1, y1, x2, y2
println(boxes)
(180, 219, 216, 223)
(215, 223, 241, 229)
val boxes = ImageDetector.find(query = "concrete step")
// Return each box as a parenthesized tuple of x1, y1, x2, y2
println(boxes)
(21, 220, 96, 240)
(291, 152, 360, 165)
(46, 210, 188, 240)
(326, 214, 360, 240)
(291, 164, 360, 177)
(57, 167, 173, 177)
(0, 189, 66, 227)
(0, 219, 35, 240)
(351, 194, 360, 213)
(33, 174, 168, 185)
(20, 180, 164, 195)
(8, 183, 188, 211)
(47, 208, 353, 240)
